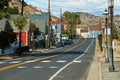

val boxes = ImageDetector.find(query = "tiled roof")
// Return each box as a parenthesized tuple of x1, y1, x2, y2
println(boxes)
(11, 13, 48, 26)
(32, 19, 46, 33)
(11, 14, 48, 33)
(0, 19, 13, 31)
(89, 24, 102, 31)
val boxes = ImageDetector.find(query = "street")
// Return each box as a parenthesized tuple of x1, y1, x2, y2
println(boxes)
(0, 38, 96, 80)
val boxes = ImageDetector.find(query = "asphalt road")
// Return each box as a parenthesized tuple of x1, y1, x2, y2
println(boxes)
(0, 38, 96, 80)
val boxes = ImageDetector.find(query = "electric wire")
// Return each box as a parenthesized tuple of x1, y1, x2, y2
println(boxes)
(24, 0, 120, 17)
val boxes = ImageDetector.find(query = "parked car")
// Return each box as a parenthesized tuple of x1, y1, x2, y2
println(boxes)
(55, 41, 64, 47)
(64, 39, 73, 45)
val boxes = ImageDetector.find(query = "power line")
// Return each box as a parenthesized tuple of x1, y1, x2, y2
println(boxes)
(24, 0, 120, 16)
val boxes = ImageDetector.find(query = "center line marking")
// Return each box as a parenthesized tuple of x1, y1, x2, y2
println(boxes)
(0, 54, 59, 71)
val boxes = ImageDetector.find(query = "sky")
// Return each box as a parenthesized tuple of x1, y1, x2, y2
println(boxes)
(25, 0, 120, 17)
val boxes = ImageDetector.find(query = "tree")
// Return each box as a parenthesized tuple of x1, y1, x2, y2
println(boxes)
(6, 7, 19, 14)
(0, 0, 18, 20)
(30, 22, 36, 37)
(30, 22, 37, 50)
(112, 26, 118, 39)
(0, 31, 9, 54)
(63, 11, 81, 39)
(0, 12, 10, 20)
(0, 30, 16, 54)
(0, 0, 8, 11)
(13, 15, 27, 55)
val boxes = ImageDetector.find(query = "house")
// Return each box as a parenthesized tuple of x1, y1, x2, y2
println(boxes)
(76, 26, 81, 36)
(51, 20, 67, 42)
(81, 29, 89, 38)
(11, 13, 49, 48)
(0, 19, 13, 31)
(76, 25, 89, 38)
(10, 18, 31, 47)
(89, 24, 102, 38)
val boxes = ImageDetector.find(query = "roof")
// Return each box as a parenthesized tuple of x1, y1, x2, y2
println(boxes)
(32, 19, 46, 33)
(0, 19, 13, 31)
(11, 13, 48, 26)
(89, 24, 102, 31)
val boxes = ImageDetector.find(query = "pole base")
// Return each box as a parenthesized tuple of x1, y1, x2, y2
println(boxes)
(109, 66, 115, 72)
(105, 58, 109, 63)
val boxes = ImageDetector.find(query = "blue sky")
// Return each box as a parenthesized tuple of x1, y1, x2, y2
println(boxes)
(25, 0, 120, 17)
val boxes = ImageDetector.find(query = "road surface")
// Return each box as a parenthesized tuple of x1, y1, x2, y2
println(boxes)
(0, 38, 96, 80)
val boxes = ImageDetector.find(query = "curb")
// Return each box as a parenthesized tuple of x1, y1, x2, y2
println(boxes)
(0, 56, 17, 60)
(0, 48, 53, 61)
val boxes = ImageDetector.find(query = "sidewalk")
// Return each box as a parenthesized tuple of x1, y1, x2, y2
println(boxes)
(87, 38, 120, 80)
(99, 53, 120, 80)
(87, 53, 120, 80)
(86, 53, 99, 80)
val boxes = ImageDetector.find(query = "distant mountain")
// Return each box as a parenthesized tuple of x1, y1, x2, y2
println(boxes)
(76, 12, 100, 28)
(8, 0, 43, 14)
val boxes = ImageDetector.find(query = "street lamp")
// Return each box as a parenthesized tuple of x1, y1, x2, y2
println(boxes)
(103, 9, 109, 63)
(108, 0, 115, 72)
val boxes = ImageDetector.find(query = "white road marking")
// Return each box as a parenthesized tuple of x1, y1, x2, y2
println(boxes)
(41, 60, 51, 63)
(73, 60, 82, 63)
(0, 62, 6, 64)
(49, 39, 94, 80)
(17, 66, 27, 68)
(57, 60, 66, 63)
(33, 66, 43, 69)
(9, 61, 21, 64)
(49, 66, 58, 69)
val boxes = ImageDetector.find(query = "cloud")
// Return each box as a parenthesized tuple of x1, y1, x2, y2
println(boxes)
(25, 0, 120, 17)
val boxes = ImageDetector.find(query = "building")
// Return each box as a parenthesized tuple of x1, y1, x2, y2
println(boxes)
(11, 13, 49, 48)
(51, 20, 67, 42)
(80, 29, 89, 38)
(0, 19, 13, 31)
(10, 17, 31, 46)
(89, 24, 102, 38)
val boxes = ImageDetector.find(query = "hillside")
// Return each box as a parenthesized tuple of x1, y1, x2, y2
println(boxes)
(8, 0, 120, 30)
(77, 12, 100, 28)
(8, 0, 43, 14)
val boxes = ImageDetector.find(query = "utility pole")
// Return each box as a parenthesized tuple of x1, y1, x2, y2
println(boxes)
(21, 0, 24, 16)
(18, 0, 24, 55)
(48, 0, 51, 48)
(108, 0, 115, 72)
(60, 8, 62, 42)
